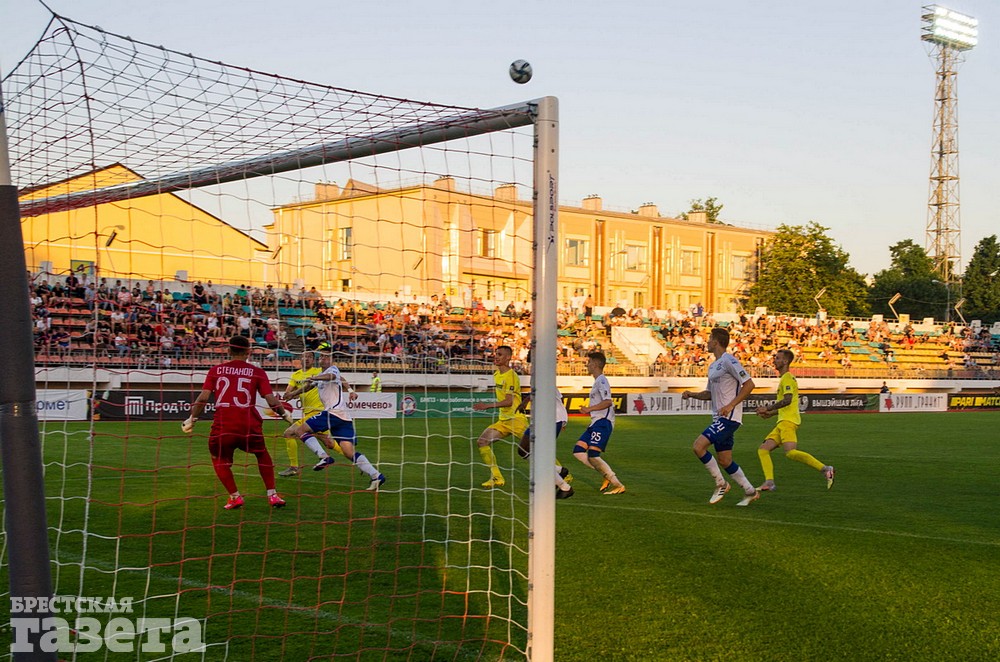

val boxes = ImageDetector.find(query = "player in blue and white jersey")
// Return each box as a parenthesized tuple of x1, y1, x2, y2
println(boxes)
(284, 353, 385, 491)
(682, 327, 759, 506)
(572, 351, 626, 495)
(517, 366, 574, 499)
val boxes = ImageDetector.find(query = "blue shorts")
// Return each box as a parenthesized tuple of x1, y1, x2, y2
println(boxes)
(305, 412, 357, 444)
(519, 421, 565, 446)
(518, 421, 564, 459)
(701, 417, 741, 452)
(576, 418, 613, 454)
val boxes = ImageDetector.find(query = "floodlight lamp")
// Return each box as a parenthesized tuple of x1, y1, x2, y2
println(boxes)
(921, 5, 978, 50)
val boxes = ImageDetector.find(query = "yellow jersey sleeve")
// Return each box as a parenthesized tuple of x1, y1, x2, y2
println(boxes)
(777, 372, 801, 425)
(495, 369, 524, 421)
(291, 367, 325, 415)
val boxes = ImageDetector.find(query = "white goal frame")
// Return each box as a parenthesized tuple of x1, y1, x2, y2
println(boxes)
(5, 92, 560, 661)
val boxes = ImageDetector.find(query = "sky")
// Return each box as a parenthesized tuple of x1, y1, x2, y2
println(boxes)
(2, 0, 999, 276)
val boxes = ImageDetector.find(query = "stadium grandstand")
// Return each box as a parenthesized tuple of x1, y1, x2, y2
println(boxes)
(30, 272, 1000, 381)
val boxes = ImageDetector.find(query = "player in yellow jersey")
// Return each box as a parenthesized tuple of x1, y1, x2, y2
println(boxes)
(755, 349, 835, 491)
(471, 345, 529, 488)
(277, 352, 340, 476)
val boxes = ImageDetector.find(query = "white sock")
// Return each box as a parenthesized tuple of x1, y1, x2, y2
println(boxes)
(589, 456, 618, 485)
(353, 453, 379, 479)
(302, 435, 328, 458)
(554, 466, 570, 490)
(702, 454, 725, 485)
(729, 466, 755, 493)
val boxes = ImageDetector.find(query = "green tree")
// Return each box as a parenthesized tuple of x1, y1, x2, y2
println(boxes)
(961, 235, 1000, 323)
(680, 197, 724, 224)
(745, 222, 869, 317)
(868, 240, 946, 321)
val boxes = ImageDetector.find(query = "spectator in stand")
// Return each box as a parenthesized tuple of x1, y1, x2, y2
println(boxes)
(237, 312, 252, 337)
(192, 280, 207, 304)
(35, 279, 53, 305)
(305, 286, 321, 310)
(116, 286, 132, 308)
(65, 273, 83, 299)
(159, 331, 178, 359)
(304, 328, 321, 351)
(83, 282, 97, 310)
(136, 315, 156, 348)
(52, 329, 72, 358)
(264, 328, 278, 349)
(110, 308, 126, 334)
(114, 333, 131, 358)
(280, 285, 293, 307)
(49, 281, 67, 305)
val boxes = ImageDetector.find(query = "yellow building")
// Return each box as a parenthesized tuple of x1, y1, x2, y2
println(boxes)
(267, 177, 771, 313)
(20, 165, 269, 286)
(20, 167, 771, 312)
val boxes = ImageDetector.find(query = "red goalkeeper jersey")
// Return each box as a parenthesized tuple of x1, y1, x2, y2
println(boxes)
(203, 360, 273, 432)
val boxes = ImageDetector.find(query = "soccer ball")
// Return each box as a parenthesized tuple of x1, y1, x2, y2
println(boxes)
(509, 60, 532, 84)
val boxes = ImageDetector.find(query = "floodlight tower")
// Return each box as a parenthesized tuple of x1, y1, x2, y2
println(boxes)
(921, 5, 977, 284)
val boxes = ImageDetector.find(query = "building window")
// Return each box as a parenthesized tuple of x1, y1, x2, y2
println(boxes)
(633, 291, 644, 308)
(479, 229, 497, 258)
(680, 249, 701, 276)
(338, 227, 353, 261)
(732, 254, 751, 280)
(624, 244, 647, 271)
(565, 238, 590, 266)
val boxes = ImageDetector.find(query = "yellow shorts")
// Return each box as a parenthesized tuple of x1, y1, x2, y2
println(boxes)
(488, 417, 529, 439)
(766, 420, 799, 445)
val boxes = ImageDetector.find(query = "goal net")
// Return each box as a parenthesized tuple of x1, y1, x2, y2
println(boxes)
(2, 11, 558, 660)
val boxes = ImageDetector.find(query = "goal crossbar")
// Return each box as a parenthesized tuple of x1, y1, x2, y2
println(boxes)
(18, 101, 537, 217)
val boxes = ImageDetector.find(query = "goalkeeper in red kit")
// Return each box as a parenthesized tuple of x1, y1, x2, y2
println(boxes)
(182, 335, 294, 510)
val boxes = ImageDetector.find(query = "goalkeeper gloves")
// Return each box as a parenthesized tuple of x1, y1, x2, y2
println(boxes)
(181, 416, 197, 433)
(272, 403, 294, 425)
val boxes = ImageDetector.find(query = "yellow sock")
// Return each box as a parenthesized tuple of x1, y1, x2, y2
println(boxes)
(757, 448, 775, 481)
(478, 445, 503, 479)
(285, 437, 299, 467)
(786, 448, 825, 471)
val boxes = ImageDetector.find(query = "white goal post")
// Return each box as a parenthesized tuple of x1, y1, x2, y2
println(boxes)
(6, 65, 560, 660)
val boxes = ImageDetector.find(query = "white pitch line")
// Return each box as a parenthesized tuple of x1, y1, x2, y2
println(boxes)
(572, 501, 1000, 547)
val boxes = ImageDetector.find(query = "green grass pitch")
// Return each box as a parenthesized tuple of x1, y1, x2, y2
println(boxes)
(1, 412, 998, 660)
